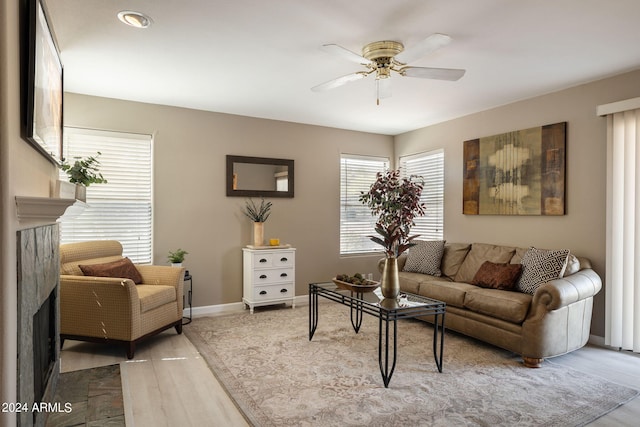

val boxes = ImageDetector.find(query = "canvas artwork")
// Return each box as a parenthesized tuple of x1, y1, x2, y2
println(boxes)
(463, 122, 566, 215)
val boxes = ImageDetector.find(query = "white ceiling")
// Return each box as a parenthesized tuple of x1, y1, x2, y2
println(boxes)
(46, 0, 640, 136)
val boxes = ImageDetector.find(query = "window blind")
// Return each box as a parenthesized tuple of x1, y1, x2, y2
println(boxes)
(399, 149, 444, 241)
(60, 127, 153, 264)
(340, 154, 389, 255)
(604, 107, 640, 353)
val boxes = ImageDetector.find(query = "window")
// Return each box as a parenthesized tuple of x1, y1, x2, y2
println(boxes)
(60, 127, 153, 263)
(399, 149, 444, 240)
(340, 154, 389, 255)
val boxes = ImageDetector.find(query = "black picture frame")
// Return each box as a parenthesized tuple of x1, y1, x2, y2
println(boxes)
(21, 0, 63, 165)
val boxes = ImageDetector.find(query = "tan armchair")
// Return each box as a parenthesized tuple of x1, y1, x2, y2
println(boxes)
(60, 240, 184, 359)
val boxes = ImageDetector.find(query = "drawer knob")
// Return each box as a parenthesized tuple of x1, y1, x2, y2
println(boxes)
(280, 288, 288, 293)
(259, 290, 267, 295)
(280, 257, 288, 262)
(280, 273, 288, 277)
(259, 274, 267, 279)
(259, 258, 267, 263)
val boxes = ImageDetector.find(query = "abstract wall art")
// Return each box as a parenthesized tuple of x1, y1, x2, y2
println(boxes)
(463, 122, 566, 215)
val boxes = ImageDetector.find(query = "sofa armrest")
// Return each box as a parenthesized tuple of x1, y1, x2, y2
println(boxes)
(530, 268, 602, 313)
(59, 275, 141, 340)
(136, 265, 185, 287)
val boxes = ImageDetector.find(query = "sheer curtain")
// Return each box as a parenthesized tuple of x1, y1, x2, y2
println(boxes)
(599, 98, 640, 353)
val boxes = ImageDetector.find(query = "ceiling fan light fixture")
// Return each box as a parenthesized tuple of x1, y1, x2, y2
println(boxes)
(376, 67, 391, 79)
(117, 11, 152, 29)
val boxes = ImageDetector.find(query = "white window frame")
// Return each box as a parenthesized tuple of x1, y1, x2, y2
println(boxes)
(340, 154, 390, 255)
(59, 127, 154, 264)
(399, 149, 444, 241)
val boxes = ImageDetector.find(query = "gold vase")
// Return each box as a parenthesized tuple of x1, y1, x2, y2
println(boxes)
(253, 222, 264, 246)
(380, 257, 400, 299)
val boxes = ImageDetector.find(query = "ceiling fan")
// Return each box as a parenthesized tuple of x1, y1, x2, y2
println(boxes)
(311, 33, 466, 104)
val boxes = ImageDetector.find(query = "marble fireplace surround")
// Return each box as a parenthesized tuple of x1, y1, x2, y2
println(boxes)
(17, 224, 60, 427)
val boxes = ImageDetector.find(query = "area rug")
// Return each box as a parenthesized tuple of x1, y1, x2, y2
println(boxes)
(184, 303, 638, 427)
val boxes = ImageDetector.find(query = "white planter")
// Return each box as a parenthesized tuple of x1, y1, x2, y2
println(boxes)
(75, 185, 87, 202)
(171, 263, 183, 267)
(54, 180, 76, 199)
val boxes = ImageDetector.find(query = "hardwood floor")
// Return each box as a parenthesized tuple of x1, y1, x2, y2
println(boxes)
(59, 312, 640, 426)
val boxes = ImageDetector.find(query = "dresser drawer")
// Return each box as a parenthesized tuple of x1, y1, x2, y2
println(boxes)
(253, 268, 293, 284)
(253, 283, 294, 301)
(252, 251, 295, 267)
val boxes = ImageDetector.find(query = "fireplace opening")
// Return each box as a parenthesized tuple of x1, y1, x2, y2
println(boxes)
(33, 288, 57, 405)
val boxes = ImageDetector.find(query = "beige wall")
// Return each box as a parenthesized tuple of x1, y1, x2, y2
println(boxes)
(1, 0, 60, 422)
(395, 68, 640, 337)
(64, 93, 393, 308)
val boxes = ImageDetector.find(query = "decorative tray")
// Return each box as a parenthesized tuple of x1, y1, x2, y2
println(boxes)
(332, 278, 380, 293)
(245, 244, 292, 250)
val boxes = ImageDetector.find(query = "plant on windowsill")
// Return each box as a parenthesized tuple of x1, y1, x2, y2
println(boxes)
(60, 152, 107, 202)
(243, 198, 272, 247)
(359, 169, 425, 298)
(167, 249, 188, 266)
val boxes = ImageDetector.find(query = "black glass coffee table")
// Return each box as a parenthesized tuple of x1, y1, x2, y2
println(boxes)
(308, 282, 446, 388)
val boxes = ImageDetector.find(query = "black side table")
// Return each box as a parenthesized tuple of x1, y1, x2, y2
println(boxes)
(183, 271, 193, 325)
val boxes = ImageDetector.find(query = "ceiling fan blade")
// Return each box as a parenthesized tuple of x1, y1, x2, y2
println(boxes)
(394, 33, 452, 64)
(400, 66, 466, 81)
(320, 44, 373, 65)
(311, 72, 369, 92)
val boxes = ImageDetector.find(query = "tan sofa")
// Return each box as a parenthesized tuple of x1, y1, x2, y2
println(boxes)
(60, 240, 185, 359)
(379, 242, 602, 367)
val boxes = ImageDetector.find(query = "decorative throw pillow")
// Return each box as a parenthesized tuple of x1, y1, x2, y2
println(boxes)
(471, 261, 522, 290)
(403, 240, 445, 276)
(516, 247, 570, 294)
(79, 257, 143, 284)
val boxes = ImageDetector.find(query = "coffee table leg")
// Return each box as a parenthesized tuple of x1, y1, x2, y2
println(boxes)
(350, 291, 364, 333)
(309, 285, 318, 340)
(378, 316, 397, 388)
(432, 312, 445, 372)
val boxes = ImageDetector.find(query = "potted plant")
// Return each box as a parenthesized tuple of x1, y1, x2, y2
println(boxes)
(60, 152, 107, 201)
(167, 249, 188, 266)
(359, 169, 425, 298)
(243, 198, 272, 246)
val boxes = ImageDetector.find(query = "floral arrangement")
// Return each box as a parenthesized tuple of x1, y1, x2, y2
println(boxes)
(359, 169, 425, 257)
(61, 152, 107, 186)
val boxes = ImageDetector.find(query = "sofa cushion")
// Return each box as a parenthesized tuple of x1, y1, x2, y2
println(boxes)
(442, 243, 472, 280)
(136, 285, 177, 313)
(471, 261, 522, 290)
(418, 281, 479, 308)
(464, 288, 532, 324)
(79, 257, 143, 284)
(454, 243, 516, 283)
(516, 247, 570, 294)
(403, 240, 445, 276)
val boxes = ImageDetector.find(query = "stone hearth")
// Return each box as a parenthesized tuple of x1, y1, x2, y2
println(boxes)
(17, 224, 60, 427)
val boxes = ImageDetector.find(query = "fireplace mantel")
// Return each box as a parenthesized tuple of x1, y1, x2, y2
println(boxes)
(15, 196, 88, 222)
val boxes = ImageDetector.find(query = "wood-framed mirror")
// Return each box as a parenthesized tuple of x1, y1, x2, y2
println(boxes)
(226, 155, 294, 198)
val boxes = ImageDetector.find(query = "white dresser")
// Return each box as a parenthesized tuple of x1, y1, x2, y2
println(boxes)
(242, 247, 296, 313)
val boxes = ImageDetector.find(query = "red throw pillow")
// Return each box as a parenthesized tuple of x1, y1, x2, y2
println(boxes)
(471, 261, 522, 291)
(79, 257, 143, 284)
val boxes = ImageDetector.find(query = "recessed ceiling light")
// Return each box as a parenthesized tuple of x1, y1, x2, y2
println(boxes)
(117, 11, 152, 29)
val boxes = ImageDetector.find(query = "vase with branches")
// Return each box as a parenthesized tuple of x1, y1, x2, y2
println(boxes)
(243, 198, 272, 246)
(359, 169, 425, 297)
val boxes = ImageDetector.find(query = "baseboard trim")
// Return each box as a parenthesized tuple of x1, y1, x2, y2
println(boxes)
(588, 334, 606, 347)
(184, 295, 309, 318)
